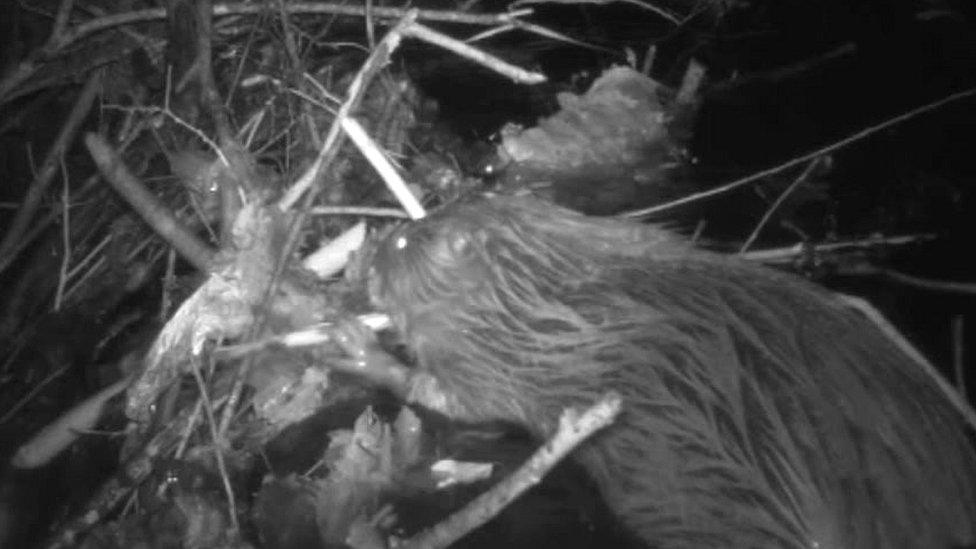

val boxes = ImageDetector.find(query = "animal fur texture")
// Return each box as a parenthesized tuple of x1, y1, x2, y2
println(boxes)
(366, 193, 976, 548)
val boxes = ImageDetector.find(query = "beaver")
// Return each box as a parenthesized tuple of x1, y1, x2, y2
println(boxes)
(353, 193, 976, 548)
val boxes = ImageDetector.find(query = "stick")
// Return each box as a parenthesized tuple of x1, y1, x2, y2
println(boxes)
(0, 3, 531, 105)
(83, 133, 215, 272)
(341, 117, 425, 219)
(622, 86, 976, 219)
(739, 157, 823, 254)
(403, 23, 546, 84)
(190, 358, 240, 533)
(310, 206, 409, 218)
(0, 73, 101, 274)
(278, 11, 418, 210)
(740, 234, 935, 264)
(397, 393, 623, 549)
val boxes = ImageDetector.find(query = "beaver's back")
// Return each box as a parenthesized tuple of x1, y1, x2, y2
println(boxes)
(570, 255, 976, 548)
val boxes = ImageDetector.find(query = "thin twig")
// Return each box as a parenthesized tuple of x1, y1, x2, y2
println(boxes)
(403, 23, 546, 84)
(365, 0, 376, 49)
(190, 358, 240, 533)
(397, 393, 623, 549)
(464, 23, 516, 43)
(0, 365, 70, 425)
(641, 44, 656, 75)
(0, 176, 98, 299)
(51, 0, 77, 39)
(161, 247, 178, 322)
(65, 234, 110, 282)
(47, 2, 532, 62)
(53, 154, 72, 311)
(504, 19, 616, 54)
(622, 86, 976, 219)
(510, 0, 678, 24)
(310, 205, 409, 218)
(0, 0, 75, 102)
(0, 73, 102, 274)
(224, 10, 265, 109)
(741, 234, 935, 264)
(739, 157, 823, 254)
(61, 255, 106, 306)
(175, 398, 205, 458)
(710, 43, 857, 95)
(879, 269, 976, 295)
(84, 133, 215, 272)
(104, 105, 229, 166)
(277, 0, 303, 73)
(612, 0, 681, 24)
(214, 313, 391, 361)
(237, 99, 272, 149)
(278, 11, 418, 210)
(676, 59, 706, 105)
(341, 117, 425, 219)
(834, 261, 976, 295)
(301, 72, 343, 105)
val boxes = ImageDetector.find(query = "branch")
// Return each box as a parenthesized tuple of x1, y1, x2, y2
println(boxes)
(0, 174, 100, 280)
(340, 117, 425, 219)
(837, 264, 976, 295)
(403, 23, 546, 84)
(510, 0, 678, 24)
(310, 206, 409, 218)
(0, 0, 75, 102)
(0, 72, 101, 275)
(278, 10, 418, 210)
(0, 3, 531, 105)
(621, 86, 976, 219)
(288, 18, 545, 216)
(740, 234, 936, 264)
(397, 393, 623, 549)
(739, 157, 824, 254)
(190, 358, 240, 533)
(83, 133, 215, 272)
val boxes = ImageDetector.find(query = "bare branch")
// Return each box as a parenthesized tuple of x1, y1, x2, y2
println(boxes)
(403, 23, 547, 84)
(739, 157, 824, 254)
(0, 73, 102, 275)
(398, 393, 623, 549)
(83, 133, 215, 272)
(278, 10, 418, 210)
(622, 86, 976, 219)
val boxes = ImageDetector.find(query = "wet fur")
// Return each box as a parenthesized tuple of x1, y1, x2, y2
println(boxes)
(368, 194, 976, 548)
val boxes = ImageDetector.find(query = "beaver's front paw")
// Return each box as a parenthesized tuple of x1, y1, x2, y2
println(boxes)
(331, 317, 379, 367)
(330, 318, 410, 395)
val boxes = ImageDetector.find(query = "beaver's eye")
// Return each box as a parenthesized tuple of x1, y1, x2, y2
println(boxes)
(394, 235, 408, 250)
